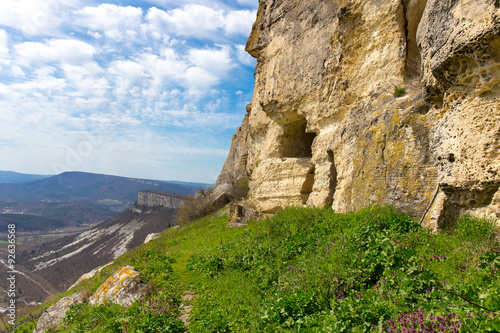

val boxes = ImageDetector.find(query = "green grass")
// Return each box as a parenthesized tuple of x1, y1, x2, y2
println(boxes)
(10, 206, 500, 332)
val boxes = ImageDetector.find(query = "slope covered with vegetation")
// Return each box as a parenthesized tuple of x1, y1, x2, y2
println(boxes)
(11, 206, 500, 332)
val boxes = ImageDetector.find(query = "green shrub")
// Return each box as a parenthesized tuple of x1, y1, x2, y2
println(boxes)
(394, 87, 406, 97)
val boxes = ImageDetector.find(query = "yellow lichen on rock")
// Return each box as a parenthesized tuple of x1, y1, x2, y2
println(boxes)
(88, 265, 149, 307)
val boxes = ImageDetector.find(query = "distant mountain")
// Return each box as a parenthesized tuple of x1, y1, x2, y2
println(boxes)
(0, 171, 200, 224)
(0, 171, 51, 184)
(0, 171, 199, 202)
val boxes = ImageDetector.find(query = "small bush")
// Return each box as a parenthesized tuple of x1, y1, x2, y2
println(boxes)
(178, 187, 221, 224)
(394, 87, 406, 97)
(178, 176, 251, 224)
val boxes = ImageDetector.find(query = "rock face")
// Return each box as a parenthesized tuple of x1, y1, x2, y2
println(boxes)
(88, 265, 150, 307)
(216, 0, 500, 228)
(33, 291, 87, 333)
(137, 190, 185, 208)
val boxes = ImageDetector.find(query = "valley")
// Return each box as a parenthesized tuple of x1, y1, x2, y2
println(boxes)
(0, 171, 202, 311)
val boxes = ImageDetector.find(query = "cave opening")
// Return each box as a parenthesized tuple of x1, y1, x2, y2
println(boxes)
(279, 118, 316, 158)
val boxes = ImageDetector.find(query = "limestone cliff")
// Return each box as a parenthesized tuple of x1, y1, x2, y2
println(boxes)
(137, 190, 185, 209)
(216, 0, 500, 228)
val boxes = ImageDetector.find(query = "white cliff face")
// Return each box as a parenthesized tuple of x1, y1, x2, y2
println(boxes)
(137, 190, 184, 208)
(216, 0, 500, 228)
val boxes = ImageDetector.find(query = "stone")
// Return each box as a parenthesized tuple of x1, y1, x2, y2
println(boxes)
(33, 291, 87, 333)
(144, 233, 161, 244)
(215, 0, 500, 226)
(210, 183, 233, 208)
(228, 202, 260, 225)
(88, 265, 150, 307)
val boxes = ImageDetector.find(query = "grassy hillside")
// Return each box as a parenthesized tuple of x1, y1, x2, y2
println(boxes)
(10, 206, 500, 332)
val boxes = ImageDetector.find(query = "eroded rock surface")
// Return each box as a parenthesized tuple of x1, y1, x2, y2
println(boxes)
(216, 0, 500, 228)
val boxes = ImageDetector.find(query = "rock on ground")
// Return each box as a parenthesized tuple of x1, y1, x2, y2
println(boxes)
(88, 265, 150, 307)
(33, 291, 87, 333)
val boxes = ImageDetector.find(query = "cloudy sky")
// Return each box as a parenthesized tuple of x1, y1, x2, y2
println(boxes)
(0, 0, 257, 183)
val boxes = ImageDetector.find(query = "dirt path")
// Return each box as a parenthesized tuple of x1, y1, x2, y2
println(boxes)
(179, 290, 195, 327)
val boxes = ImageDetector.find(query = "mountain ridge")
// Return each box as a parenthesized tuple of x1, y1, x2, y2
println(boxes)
(0, 171, 51, 184)
(0, 171, 201, 225)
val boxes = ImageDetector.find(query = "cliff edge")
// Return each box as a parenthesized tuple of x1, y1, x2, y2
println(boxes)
(137, 190, 185, 209)
(216, 0, 500, 229)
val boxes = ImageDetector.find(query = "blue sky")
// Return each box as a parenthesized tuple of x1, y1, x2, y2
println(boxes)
(0, 0, 257, 183)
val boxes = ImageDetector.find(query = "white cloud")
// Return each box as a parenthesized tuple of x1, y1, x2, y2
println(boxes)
(0, 0, 70, 36)
(61, 62, 109, 97)
(144, 5, 255, 40)
(184, 66, 219, 91)
(235, 44, 255, 66)
(15, 39, 95, 66)
(10, 66, 25, 77)
(224, 10, 256, 36)
(0, 30, 8, 71)
(76, 4, 143, 40)
(145, 5, 222, 39)
(109, 60, 146, 82)
(0, 30, 8, 54)
(137, 51, 187, 92)
(87, 31, 103, 39)
(9, 66, 66, 93)
(188, 46, 233, 75)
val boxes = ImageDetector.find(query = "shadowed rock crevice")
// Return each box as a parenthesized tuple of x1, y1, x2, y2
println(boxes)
(326, 150, 338, 206)
(300, 166, 315, 204)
